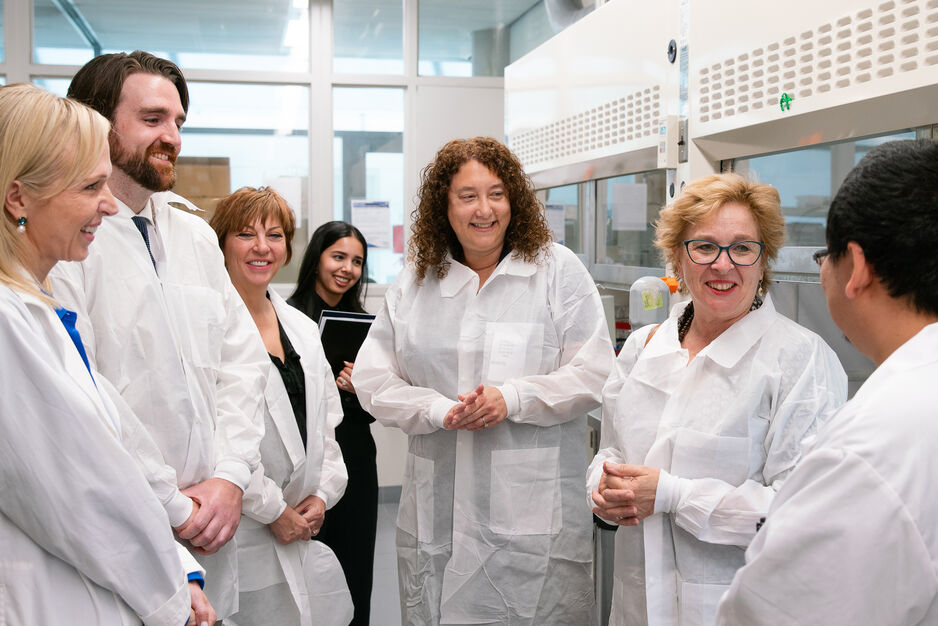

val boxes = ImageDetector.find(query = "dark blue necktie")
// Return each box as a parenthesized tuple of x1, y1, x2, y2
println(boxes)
(131, 215, 157, 271)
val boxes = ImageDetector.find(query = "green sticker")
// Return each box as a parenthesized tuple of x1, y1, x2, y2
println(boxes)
(642, 290, 663, 311)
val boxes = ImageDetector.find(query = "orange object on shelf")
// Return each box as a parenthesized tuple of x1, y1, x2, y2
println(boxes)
(660, 276, 679, 293)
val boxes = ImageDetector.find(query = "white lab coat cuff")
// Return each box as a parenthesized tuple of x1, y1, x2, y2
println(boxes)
(430, 397, 454, 430)
(498, 382, 521, 417)
(137, 577, 191, 626)
(176, 543, 205, 579)
(213, 460, 251, 492)
(654, 469, 690, 515)
(165, 491, 194, 529)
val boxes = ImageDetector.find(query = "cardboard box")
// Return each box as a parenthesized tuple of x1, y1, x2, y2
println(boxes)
(174, 156, 230, 199)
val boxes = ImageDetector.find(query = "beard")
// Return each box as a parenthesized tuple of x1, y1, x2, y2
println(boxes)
(110, 134, 178, 192)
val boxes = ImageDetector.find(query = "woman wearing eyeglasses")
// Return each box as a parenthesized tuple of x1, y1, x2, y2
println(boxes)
(587, 173, 847, 626)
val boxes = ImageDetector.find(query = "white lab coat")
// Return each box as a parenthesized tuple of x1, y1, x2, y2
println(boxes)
(232, 290, 352, 626)
(0, 284, 191, 625)
(352, 243, 614, 625)
(716, 322, 938, 625)
(48, 192, 268, 618)
(587, 296, 846, 626)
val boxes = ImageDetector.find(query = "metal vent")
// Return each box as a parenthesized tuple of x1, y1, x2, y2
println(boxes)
(698, 0, 938, 122)
(512, 85, 661, 169)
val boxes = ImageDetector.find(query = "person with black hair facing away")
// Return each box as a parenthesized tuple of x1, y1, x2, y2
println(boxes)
(717, 138, 938, 624)
(289, 220, 377, 625)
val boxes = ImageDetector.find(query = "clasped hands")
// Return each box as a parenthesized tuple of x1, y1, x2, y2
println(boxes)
(443, 384, 507, 431)
(174, 477, 243, 555)
(591, 462, 660, 527)
(270, 495, 326, 545)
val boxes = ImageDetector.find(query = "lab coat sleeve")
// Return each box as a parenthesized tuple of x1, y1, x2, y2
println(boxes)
(586, 327, 650, 514)
(503, 252, 614, 428)
(316, 367, 348, 508)
(242, 461, 289, 525)
(716, 448, 937, 625)
(97, 374, 194, 527)
(0, 305, 191, 626)
(352, 280, 455, 435)
(660, 338, 847, 547)
(211, 276, 268, 491)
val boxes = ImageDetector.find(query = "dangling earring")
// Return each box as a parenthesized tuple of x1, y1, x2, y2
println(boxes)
(16, 217, 26, 233)
(757, 279, 765, 297)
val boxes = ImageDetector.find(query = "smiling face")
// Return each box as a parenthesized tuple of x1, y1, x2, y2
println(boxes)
(315, 236, 365, 306)
(222, 216, 288, 293)
(16, 151, 117, 280)
(446, 159, 511, 268)
(676, 201, 765, 325)
(109, 73, 185, 192)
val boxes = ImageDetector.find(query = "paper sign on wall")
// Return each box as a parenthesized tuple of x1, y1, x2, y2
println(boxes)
(611, 183, 648, 231)
(545, 203, 566, 245)
(351, 199, 391, 250)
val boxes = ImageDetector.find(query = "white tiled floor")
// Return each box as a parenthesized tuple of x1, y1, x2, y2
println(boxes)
(369, 501, 402, 626)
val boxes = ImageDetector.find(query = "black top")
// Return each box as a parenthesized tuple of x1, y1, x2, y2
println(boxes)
(289, 291, 375, 427)
(269, 316, 307, 446)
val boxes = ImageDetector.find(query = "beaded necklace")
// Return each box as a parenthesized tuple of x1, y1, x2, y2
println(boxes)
(677, 292, 764, 344)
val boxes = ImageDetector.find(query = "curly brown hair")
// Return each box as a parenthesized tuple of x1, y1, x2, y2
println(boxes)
(409, 137, 552, 281)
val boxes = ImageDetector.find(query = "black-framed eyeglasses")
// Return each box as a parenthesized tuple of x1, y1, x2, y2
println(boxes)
(812, 248, 829, 268)
(682, 239, 765, 266)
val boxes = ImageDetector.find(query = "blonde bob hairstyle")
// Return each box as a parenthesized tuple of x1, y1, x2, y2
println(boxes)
(210, 186, 297, 263)
(654, 172, 785, 294)
(0, 83, 111, 300)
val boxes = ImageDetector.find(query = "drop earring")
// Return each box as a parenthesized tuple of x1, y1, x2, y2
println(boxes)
(16, 217, 26, 233)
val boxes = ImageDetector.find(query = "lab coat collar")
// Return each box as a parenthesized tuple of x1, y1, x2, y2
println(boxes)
(438, 249, 538, 298)
(697, 293, 778, 368)
(19, 289, 120, 438)
(266, 290, 313, 475)
(861, 322, 938, 392)
(641, 294, 777, 369)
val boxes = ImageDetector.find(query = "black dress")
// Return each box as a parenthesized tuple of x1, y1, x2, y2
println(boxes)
(289, 293, 378, 626)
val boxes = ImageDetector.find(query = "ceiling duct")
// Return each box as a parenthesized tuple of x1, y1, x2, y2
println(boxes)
(544, 0, 593, 33)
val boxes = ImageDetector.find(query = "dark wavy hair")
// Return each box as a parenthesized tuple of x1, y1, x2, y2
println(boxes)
(409, 137, 552, 282)
(289, 221, 368, 322)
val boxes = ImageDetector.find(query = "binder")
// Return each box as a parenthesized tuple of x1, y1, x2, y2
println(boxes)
(318, 310, 375, 377)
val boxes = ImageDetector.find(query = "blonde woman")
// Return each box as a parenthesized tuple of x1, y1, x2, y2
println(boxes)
(0, 84, 211, 624)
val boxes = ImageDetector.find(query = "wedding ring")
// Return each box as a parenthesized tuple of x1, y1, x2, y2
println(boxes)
(482, 418, 487, 428)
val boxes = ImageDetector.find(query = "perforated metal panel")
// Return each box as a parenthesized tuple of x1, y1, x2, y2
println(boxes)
(511, 86, 662, 169)
(698, 0, 938, 123)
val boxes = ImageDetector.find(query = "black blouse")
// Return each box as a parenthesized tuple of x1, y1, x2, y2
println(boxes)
(269, 317, 307, 446)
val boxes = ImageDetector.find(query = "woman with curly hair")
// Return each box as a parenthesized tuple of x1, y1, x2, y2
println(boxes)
(351, 137, 614, 624)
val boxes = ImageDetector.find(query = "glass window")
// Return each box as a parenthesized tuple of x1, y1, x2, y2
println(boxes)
(33, 0, 309, 72)
(598, 170, 668, 267)
(333, 0, 403, 74)
(333, 87, 404, 285)
(0, 0, 5, 63)
(733, 130, 917, 247)
(538, 183, 583, 254)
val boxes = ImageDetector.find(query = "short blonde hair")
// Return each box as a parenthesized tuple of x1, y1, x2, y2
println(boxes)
(210, 187, 297, 263)
(654, 173, 785, 292)
(0, 84, 111, 299)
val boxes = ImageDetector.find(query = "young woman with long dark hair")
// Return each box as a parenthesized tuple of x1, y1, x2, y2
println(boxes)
(289, 221, 377, 626)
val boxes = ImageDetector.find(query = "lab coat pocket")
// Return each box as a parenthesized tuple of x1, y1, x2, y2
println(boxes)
(163, 284, 226, 369)
(678, 581, 728, 625)
(398, 453, 435, 543)
(669, 430, 750, 485)
(489, 447, 561, 535)
(481, 322, 544, 385)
